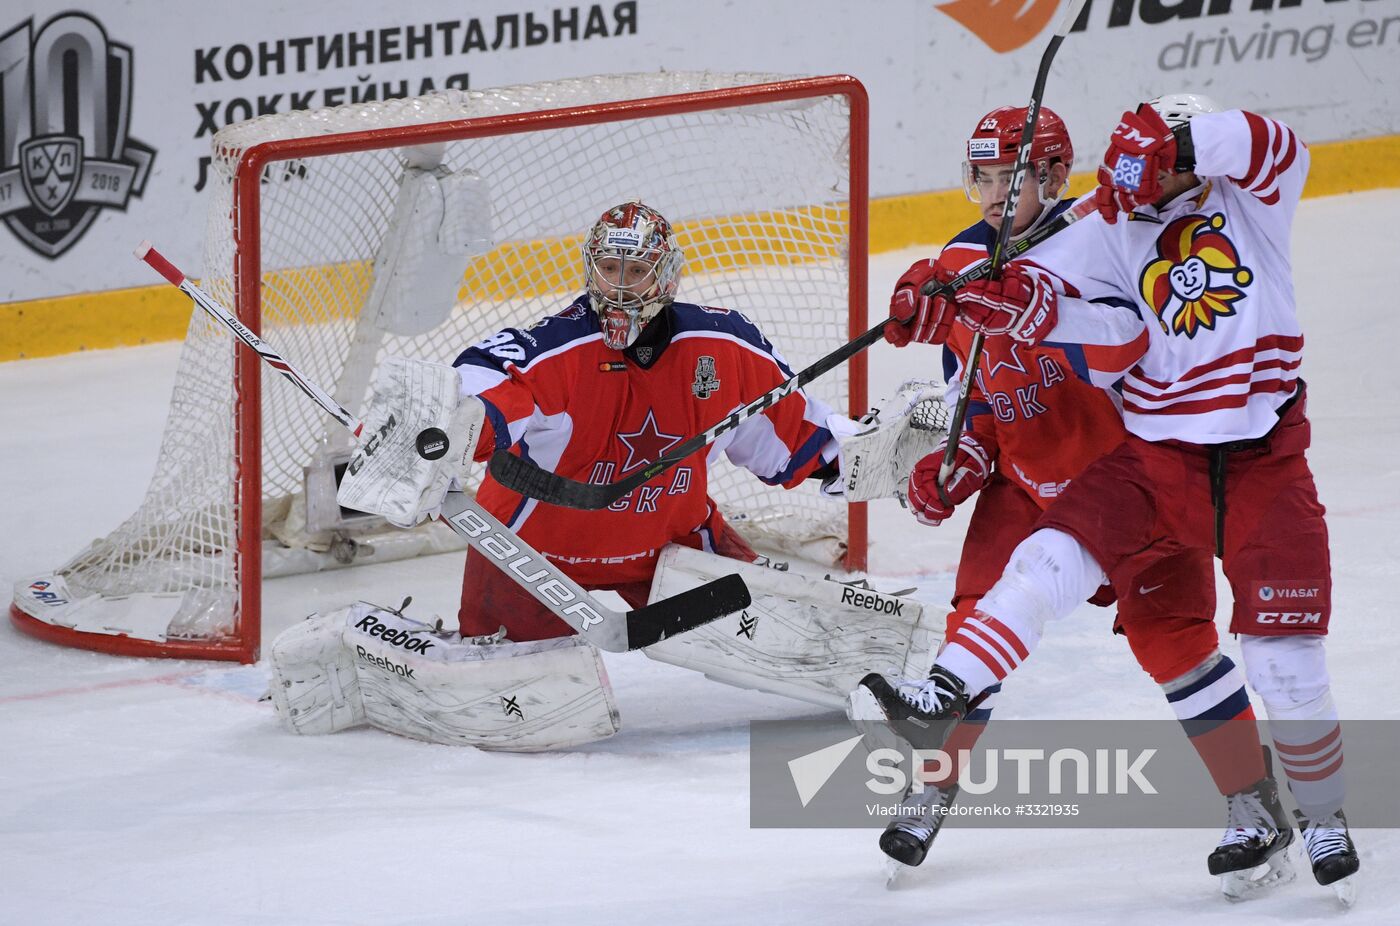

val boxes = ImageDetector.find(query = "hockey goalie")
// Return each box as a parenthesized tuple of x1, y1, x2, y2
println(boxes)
(269, 200, 947, 751)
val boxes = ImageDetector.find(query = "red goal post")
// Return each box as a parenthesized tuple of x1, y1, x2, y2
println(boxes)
(11, 72, 870, 662)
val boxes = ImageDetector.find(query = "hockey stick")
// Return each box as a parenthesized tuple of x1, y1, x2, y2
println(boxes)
(133, 242, 750, 653)
(486, 195, 1095, 511)
(934, 0, 1091, 501)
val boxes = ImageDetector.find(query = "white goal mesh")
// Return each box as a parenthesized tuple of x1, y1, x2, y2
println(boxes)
(11, 72, 868, 661)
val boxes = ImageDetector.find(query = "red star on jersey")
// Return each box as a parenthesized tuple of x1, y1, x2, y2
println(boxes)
(617, 409, 683, 473)
(981, 339, 1028, 380)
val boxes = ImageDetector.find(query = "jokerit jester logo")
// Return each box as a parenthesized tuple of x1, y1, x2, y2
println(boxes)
(1139, 212, 1252, 338)
(0, 12, 155, 258)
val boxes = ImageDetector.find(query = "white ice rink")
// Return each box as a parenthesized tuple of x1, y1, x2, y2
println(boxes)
(3, 190, 1398, 925)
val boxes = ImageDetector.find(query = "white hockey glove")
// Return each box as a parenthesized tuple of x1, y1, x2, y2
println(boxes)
(824, 379, 949, 502)
(337, 357, 486, 528)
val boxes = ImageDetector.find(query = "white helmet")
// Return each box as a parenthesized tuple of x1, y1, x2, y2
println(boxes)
(1148, 92, 1222, 129)
(582, 201, 684, 350)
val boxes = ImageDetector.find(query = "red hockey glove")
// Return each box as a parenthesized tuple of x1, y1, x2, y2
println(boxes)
(1094, 104, 1178, 224)
(955, 261, 1059, 346)
(885, 258, 957, 347)
(906, 432, 995, 527)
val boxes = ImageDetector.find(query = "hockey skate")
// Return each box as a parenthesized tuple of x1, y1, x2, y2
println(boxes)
(850, 669, 969, 754)
(881, 782, 961, 887)
(1296, 809, 1360, 907)
(1208, 753, 1296, 902)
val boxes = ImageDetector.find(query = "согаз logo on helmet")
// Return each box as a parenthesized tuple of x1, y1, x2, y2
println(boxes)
(0, 12, 155, 258)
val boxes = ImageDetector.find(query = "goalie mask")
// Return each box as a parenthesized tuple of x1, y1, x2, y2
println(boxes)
(583, 201, 685, 350)
(962, 106, 1074, 215)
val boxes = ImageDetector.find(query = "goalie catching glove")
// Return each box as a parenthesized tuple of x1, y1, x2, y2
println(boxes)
(337, 357, 486, 528)
(824, 379, 950, 502)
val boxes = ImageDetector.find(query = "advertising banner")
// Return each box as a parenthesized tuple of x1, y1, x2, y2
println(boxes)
(2, 0, 1396, 302)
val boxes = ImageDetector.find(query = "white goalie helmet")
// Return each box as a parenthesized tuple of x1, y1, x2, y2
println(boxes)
(582, 201, 685, 350)
(1148, 92, 1223, 129)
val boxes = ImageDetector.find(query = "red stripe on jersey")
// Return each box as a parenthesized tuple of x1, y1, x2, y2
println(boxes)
(961, 621, 1020, 672)
(1274, 725, 1341, 756)
(976, 614, 1031, 660)
(1250, 120, 1286, 193)
(1123, 377, 1296, 416)
(1259, 127, 1299, 193)
(1080, 330, 1150, 378)
(1238, 112, 1272, 190)
(1121, 356, 1302, 403)
(1127, 334, 1304, 390)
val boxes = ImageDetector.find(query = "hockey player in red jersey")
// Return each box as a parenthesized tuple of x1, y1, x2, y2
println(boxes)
(861, 95, 1359, 903)
(876, 106, 1273, 881)
(452, 201, 847, 640)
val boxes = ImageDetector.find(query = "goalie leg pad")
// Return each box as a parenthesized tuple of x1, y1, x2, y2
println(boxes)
(269, 610, 367, 735)
(644, 546, 942, 709)
(336, 357, 486, 528)
(344, 603, 621, 751)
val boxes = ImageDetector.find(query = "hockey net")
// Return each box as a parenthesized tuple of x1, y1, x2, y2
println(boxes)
(11, 72, 869, 662)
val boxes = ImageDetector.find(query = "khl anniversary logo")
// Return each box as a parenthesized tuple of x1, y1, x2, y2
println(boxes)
(1, 12, 155, 258)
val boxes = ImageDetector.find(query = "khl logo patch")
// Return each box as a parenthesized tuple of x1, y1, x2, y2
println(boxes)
(0, 12, 156, 258)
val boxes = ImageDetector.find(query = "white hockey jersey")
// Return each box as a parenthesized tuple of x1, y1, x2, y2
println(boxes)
(1028, 109, 1309, 443)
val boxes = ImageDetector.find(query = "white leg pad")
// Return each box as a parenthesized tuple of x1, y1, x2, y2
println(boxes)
(269, 610, 367, 735)
(644, 545, 941, 709)
(1240, 634, 1332, 717)
(272, 602, 621, 751)
(978, 528, 1106, 630)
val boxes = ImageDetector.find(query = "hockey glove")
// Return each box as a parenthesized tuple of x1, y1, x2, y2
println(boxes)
(885, 258, 957, 347)
(955, 261, 1059, 346)
(1095, 103, 1178, 223)
(906, 431, 995, 527)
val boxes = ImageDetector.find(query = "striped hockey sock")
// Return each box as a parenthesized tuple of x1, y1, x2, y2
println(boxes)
(1162, 654, 1266, 795)
(935, 613, 1038, 698)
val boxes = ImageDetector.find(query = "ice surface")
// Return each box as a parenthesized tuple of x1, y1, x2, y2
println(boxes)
(2, 191, 1396, 924)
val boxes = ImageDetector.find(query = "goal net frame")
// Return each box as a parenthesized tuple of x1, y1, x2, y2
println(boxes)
(11, 72, 870, 663)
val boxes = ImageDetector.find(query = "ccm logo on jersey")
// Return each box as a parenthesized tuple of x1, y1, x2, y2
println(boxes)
(1255, 612, 1323, 625)
(1256, 583, 1321, 603)
(354, 646, 417, 678)
(353, 614, 436, 653)
(840, 587, 905, 616)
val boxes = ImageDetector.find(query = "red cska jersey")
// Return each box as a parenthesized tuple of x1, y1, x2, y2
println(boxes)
(454, 296, 840, 586)
(937, 200, 1149, 507)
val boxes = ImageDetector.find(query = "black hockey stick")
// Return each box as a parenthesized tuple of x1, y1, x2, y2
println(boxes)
(934, 0, 1091, 501)
(135, 241, 750, 653)
(486, 196, 1095, 511)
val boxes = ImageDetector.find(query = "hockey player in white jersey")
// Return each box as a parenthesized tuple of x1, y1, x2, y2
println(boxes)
(854, 95, 1359, 903)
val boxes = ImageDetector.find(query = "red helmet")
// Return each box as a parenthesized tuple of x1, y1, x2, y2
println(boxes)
(963, 106, 1073, 204)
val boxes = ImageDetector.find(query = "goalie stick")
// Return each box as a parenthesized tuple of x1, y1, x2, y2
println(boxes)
(934, 0, 1092, 503)
(133, 241, 750, 653)
(486, 195, 1095, 511)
